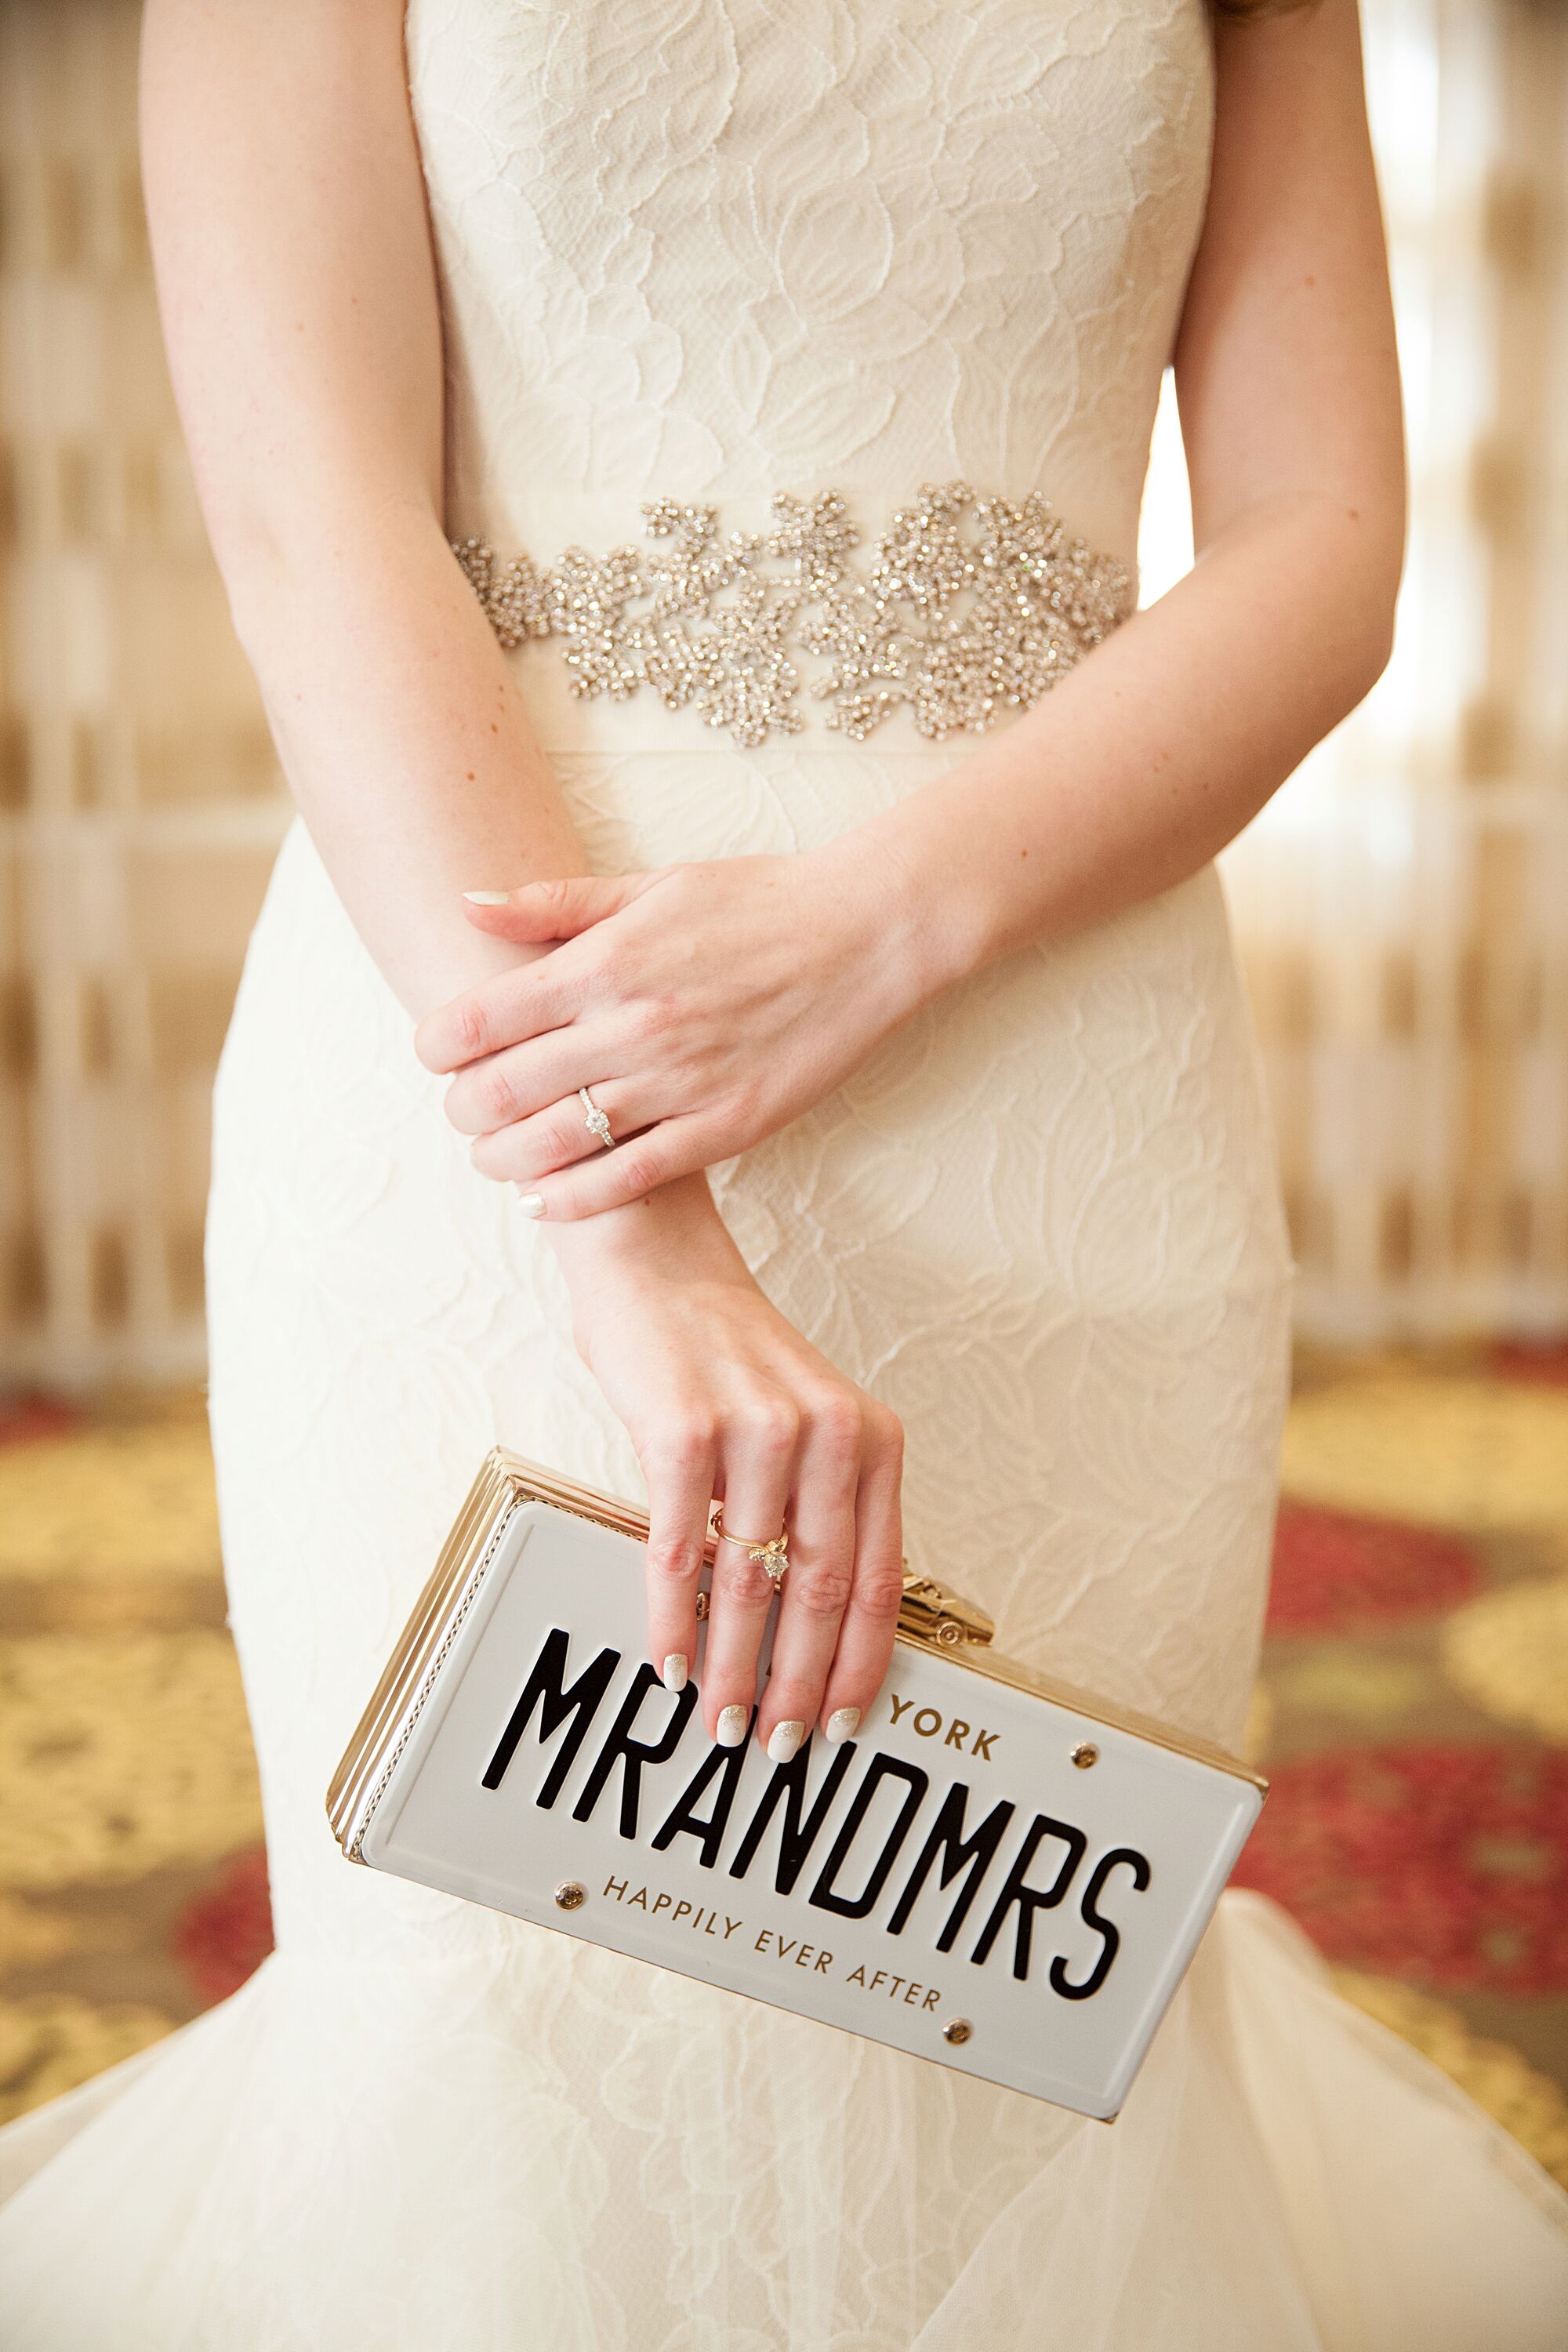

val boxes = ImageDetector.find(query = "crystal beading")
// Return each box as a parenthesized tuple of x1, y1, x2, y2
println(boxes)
(452, 481, 1131, 750)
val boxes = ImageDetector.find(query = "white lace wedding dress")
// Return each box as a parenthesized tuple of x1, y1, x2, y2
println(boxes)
(2, 2, 1566, 2343)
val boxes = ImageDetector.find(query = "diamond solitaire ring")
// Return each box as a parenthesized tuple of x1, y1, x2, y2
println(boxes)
(578, 1087, 615, 1149)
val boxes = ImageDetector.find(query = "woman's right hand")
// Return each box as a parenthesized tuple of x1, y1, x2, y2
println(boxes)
(546, 1175, 906, 1762)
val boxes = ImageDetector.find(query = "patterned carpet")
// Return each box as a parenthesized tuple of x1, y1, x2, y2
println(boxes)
(2, 1352, 1567, 2187)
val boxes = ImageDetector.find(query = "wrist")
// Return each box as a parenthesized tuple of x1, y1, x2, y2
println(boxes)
(544, 1174, 751, 1370)
(843, 796, 990, 1016)
(544, 1172, 743, 1294)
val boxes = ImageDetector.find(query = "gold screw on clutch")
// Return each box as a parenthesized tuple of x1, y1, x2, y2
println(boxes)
(942, 2018, 973, 2045)
(554, 1880, 587, 1911)
(1071, 1742, 1099, 1769)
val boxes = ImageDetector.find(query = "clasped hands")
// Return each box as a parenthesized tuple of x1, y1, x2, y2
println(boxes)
(415, 830, 946, 1758)
(414, 838, 928, 1215)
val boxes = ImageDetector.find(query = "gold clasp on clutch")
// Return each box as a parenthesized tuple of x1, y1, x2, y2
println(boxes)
(897, 1570, 994, 1650)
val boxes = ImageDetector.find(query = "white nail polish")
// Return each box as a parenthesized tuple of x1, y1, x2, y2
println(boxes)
(824, 1706, 861, 1744)
(463, 891, 511, 905)
(517, 1192, 546, 1218)
(662, 1653, 688, 1693)
(767, 1719, 806, 1764)
(716, 1704, 748, 1747)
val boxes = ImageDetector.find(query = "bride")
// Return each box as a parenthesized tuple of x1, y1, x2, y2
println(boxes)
(3, 0, 1566, 2342)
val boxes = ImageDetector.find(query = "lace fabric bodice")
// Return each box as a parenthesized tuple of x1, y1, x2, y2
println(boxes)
(406, 0, 1214, 569)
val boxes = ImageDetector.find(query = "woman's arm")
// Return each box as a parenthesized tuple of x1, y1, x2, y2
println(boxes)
(869, 0, 1406, 973)
(140, 0, 583, 1012)
(140, 0, 906, 1757)
(422, 0, 1403, 1217)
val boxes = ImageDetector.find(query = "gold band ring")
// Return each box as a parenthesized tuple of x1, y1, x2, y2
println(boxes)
(712, 1508, 789, 1586)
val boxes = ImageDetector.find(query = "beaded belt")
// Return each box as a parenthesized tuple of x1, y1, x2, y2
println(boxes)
(453, 479, 1131, 750)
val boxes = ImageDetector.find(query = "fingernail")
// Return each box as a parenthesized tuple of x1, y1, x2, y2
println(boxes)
(766, 1719, 806, 1764)
(662, 1653, 688, 1693)
(517, 1192, 546, 1218)
(463, 891, 510, 905)
(824, 1706, 860, 1744)
(716, 1704, 748, 1747)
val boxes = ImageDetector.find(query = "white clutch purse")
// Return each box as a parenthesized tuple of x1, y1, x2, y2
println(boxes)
(328, 1450, 1265, 2120)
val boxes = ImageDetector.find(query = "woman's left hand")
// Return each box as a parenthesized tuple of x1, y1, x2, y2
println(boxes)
(413, 839, 931, 1217)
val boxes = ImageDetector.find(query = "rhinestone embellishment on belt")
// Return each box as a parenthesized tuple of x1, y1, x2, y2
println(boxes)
(453, 481, 1131, 750)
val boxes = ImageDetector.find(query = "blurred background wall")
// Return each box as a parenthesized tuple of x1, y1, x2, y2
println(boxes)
(0, 0, 286, 1391)
(1146, 0, 1568, 1341)
(1, 0, 1566, 1387)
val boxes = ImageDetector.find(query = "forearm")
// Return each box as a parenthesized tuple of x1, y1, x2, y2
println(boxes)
(872, 488, 1400, 998)
(865, 0, 1406, 1004)
(141, 0, 587, 1018)
(238, 503, 734, 1272)
(233, 504, 583, 1018)
(141, 0, 730, 1271)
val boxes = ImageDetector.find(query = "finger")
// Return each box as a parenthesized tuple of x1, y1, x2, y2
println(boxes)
(817, 1409, 906, 1744)
(510, 1112, 716, 1220)
(469, 1080, 646, 1184)
(459, 872, 654, 944)
(443, 1024, 619, 1137)
(638, 1421, 717, 1698)
(754, 1396, 862, 1762)
(702, 1401, 797, 1745)
(414, 960, 579, 1076)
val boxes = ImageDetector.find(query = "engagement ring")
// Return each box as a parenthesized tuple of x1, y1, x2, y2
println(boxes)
(578, 1086, 615, 1149)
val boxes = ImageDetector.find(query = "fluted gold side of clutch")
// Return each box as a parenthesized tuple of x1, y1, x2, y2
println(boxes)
(325, 1450, 658, 1858)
